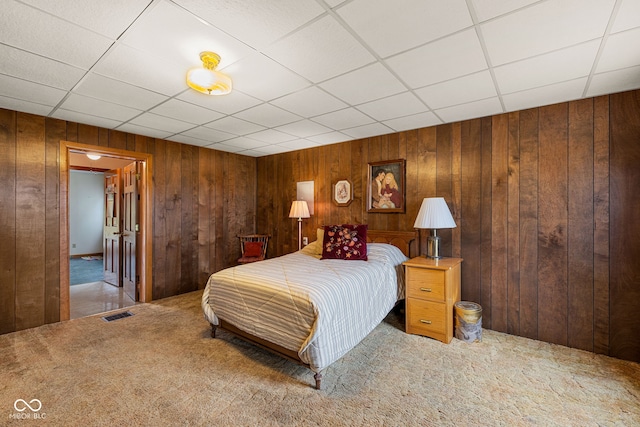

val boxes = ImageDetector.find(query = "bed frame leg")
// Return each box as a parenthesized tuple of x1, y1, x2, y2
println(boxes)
(210, 324, 217, 338)
(314, 372, 323, 390)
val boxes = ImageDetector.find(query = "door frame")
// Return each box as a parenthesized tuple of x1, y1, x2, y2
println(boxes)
(60, 141, 153, 321)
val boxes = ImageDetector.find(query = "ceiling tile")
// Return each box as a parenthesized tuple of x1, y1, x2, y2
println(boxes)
(130, 112, 196, 134)
(277, 139, 321, 150)
(52, 109, 122, 129)
(177, 89, 261, 115)
(337, 0, 472, 58)
(0, 45, 85, 90)
(74, 73, 168, 111)
(19, 0, 151, 39)
(596, 27, 640, 73)
(275, 119, 334, 138)
(206, 142, 245, 153)
(342, 122, 394, 139)
(233, 103, 301, 128)
(180, 126, 235, 143)
(246, 129, 296, 144)
(481, 0, 616, 66)
(93, 44, 187, 96)
(0, 96, 54, 117)
(59, 93, 142, 122)
(270, 86, 348, 117)
(502, 78, 588, 112)
(168, 134, 215, 147)
(264, 15, 376, 83)
(611, 0, 640, 33)
(150, 99, 224, 125)
(224, 53, 310, 101)
(470, 0, 539, 22)
(120, 0, 253, 69)
(435, 97, 503, 123)
(416, 71, 497, 109)
(587, 65, 640, 97)
(204, 116, 265, 135)
(307, 131, 352, 145)
(319, 63, 406, 105)
(356, 92, 428, 121)
(0, 1, 113, 69)
(115, 123, 174, 139)
(494, 41, 600, 94)
(383, 112, 442, 132)
(0, 74, 67, 106)
(386, 29, 488, 88)
(311, 107, 374, 130)
(247, 145, 292, 156)
(222, 137, 269, 150)
(174, 0, 325, 50)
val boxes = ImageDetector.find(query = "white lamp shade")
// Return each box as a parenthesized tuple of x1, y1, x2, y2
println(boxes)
(289, 200, 310, 219)
(414, 197, 456, 229)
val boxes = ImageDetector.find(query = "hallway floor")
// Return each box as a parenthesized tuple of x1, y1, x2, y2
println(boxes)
(70, 281, 136, 319)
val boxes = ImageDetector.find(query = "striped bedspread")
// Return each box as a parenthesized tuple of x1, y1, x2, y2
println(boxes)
(201, 243, 407, 372)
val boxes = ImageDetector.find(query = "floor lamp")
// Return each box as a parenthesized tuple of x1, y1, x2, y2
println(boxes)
(289, 200, 310, 251)
(414, 197, 457, 259)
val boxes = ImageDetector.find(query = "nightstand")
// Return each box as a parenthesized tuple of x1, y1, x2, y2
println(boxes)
(403, 256, 463, 344)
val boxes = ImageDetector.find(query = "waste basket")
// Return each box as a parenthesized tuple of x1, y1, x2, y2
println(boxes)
(454, 301, 482, 343)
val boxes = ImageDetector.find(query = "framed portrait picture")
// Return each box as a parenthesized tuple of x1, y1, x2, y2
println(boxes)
(332, 179, 353, 206)
(367, 159, 405, 213)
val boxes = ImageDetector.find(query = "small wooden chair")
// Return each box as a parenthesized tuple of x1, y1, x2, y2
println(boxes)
(237, 234, 270, 264)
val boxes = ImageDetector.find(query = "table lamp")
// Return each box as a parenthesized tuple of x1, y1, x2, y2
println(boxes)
(414, 197, 456, 259)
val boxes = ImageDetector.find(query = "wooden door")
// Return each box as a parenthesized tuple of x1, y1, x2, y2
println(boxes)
(103, 170, 121, 287)
(122, 162, 138, 301)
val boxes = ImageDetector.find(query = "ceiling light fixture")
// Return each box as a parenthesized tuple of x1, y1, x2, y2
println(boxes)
(186, 51, 232, 95)
(86, 153, 101, 160)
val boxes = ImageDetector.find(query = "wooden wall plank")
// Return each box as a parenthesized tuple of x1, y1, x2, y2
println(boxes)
(198, 148, 212, 288)
(0, 109, 17, 334)
(480, 117, 493, 328)
(164, 141, 182, 298)
(180, 144, 198, 293)
(151, 138, 167, 299)
(519, 108, 540, 340)
(491, 114, 509, 333)
(592, 95, 610, 355)
(507, 112, 521, 336)
(460, 119, 482, 304)
(537, 103, 569, 346)
(609, 90, 640, 361)
(15, 113, 46, 330)
(436, 124, 453, 257)
(567, 98, 595, 351)
(44, 118, 65, 324)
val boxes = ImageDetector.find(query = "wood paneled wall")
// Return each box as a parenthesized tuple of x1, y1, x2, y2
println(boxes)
(257, 90, 640, 363)
(0, 109, 256, 334)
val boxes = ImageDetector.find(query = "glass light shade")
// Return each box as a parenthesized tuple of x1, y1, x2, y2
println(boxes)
(186, 51, 232, 95)
(413, 197, 456, 229)
(289, 200, 310, 219)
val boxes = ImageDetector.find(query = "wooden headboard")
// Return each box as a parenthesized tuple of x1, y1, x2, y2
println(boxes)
(367, 230, 416, 257)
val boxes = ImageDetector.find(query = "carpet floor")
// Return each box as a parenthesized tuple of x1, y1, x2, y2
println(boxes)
(1, 291, 638, 426)
(69, 257, 104, 285)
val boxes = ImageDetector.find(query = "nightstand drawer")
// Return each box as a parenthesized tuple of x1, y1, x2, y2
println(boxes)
(406, 299, 446, 336)
(406, 268, 445, 301)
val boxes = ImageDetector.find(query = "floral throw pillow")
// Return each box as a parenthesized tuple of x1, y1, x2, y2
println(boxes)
(321, 224, 368, 261)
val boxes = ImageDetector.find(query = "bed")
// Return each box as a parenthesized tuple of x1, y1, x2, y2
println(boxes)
(201, 228, 415, 389)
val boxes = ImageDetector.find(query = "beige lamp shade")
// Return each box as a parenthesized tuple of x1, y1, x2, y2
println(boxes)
(414, 197, 456, 229)
(289, 200, 310, 219)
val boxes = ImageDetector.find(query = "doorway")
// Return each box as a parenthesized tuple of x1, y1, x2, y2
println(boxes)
(60, 141, 153, 321)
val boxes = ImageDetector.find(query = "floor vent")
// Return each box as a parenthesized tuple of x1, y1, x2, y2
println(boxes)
(102, 311, 134, 322)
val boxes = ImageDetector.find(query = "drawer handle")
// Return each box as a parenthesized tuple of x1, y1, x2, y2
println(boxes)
(419, 287, 432, 292)
(420, 320, 432, 325)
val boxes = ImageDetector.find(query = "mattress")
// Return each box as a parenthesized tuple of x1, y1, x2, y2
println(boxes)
(202, 243, 407, 372)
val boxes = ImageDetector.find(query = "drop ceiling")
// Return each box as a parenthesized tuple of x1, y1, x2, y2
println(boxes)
(1, 0, 639, 157)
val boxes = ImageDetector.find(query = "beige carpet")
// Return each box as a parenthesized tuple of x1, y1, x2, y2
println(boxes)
(1, 291, 638, 427)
